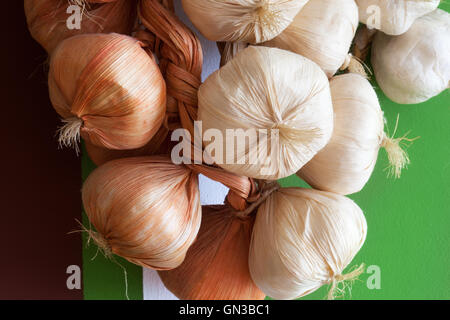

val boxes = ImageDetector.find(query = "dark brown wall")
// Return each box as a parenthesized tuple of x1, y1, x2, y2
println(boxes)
(0, 2, 83, 299)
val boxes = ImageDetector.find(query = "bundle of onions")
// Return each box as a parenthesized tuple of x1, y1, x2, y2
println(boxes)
(24, 0, 137, 53)
(356, 0, 440, 35)
(249, 188, 367, 300)
(263, 0, 359, 78)
(371, 9, 450, 104)
(159, 205, 265, 300)
(181, 0, 310, 44)
(48, 33, 166, 153)
(82, 156, 201, 270)
(199, 46, 334, 180)
(298, 74, 415, 195)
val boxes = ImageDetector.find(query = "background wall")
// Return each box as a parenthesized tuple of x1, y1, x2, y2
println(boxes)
(0, 2, 83, 299)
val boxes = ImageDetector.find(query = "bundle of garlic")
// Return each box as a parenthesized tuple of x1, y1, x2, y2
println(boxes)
(263, 0, 359, 78)
(298, 73, 414, 195)
(24, 0, 136, 53)
(181, 0, 309, 44)
(356, 0, 440, 35)
(159, 205, 265, 300)
(371, 9, 450, 104)
(48, 33, 166, 153)
(249, 188, 367, 300)
(199, 46, 334, 180)
(82, 156, 201, 270)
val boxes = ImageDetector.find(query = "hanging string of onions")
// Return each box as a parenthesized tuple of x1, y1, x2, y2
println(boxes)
(24, 0, 137, 54)
(24, 0, 447, 301)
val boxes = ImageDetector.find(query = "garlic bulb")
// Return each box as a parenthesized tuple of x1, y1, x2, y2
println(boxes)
(298, 74, 414, 195)
(82, 156, 201, 270)
(356, 0, 440, 35)
(263, 0, 359, 77)
(49, 33, 166, 153)
(159, 206, 265, 300)
(372, 9, 450, 104)
(249, 188, 367, 300)
(198, 46, 333, 180)
(24, 0, 136, 53)
(181, 0, 309, 44)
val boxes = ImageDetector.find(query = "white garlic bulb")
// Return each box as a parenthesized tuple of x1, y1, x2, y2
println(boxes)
(356, 0, 440, 35)
(198, 46, 334, 180)
(372, 9, 450, 104)
(181, 0, 309, 43)
(298, 74, 416, 194)
(264, 0, 359, 77)
(249, 188, 367, 300)
(298, 74, 383, 195)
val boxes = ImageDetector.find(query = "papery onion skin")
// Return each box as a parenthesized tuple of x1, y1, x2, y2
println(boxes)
(82, 156, 202, 270)
(298, 73, 384, 195)
(264, 0, 359, 78)
(24, 0, 137, 54)
(249, 188, 367, 300)
(159, 206, 265, 300)
(356, 0, 440, 36)
(371, 9, 450, 104)
(198, 46, 334, 180)
(181, 0, 309, 44)
(48, 33, 166, 151)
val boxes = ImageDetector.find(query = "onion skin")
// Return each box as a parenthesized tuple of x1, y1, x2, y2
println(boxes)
(24, 0, 137, 54)
(82, 156, 202, 270)
(48, 33, 166, 151)
(159, 205, 265, 300)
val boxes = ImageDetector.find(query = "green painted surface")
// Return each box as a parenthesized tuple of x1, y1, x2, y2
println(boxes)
(81, 144, 143, 300)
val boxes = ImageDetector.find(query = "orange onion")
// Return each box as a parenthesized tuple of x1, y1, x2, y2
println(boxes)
(24, 0, 137, 54)
(48, 33, 166, 153)
(159, 205, 265, 300)
(82, 156, 201, 270)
